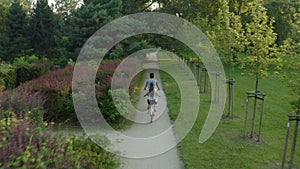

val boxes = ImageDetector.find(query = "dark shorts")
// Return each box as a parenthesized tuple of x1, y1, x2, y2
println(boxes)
(147, 99, 157, 105)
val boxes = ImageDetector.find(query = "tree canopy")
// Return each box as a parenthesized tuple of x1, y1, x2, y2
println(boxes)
(0, 1, 30, 61)
(29, 0, 57, 58)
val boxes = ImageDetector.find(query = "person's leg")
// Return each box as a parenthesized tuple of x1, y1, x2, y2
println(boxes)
(149, 100, 156, 115)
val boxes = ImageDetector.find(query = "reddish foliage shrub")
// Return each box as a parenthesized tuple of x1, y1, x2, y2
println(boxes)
(17, 66, 73, 94)
(0, 90, 46, 116)
(0, 67, 73, 121)
(15, 62, 52, 86)
(1, 59, 142, 124)
(0, 115, 118, 168)
(0, 115, 45, 166)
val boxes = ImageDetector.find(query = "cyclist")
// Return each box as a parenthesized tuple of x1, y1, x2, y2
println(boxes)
(143, 72, 160, 91)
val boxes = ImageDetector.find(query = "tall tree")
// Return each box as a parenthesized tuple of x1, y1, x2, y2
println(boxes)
(121, 0, 156, 14)
(285, 1, 300, 50)
(241, 0, 279, 91)
(158, 0, 220, 20)
(0, 2, 9, 40)
(282, 39, 300, 113)
(29, 0, 57, 58)
(228, 0, 252, 15)
(19, 0, 33, 13)
(279, 1, 300, 112)
(64, 0, 122, 60)
(206, 0, 245, 73)
(52, 0, 81, 63)
(264, 1, 299, 46)
(53, 0, 80, 20)
(0, 2, 9, 62)
(0, 1, 30, 61)
(0, 0, 13, 5)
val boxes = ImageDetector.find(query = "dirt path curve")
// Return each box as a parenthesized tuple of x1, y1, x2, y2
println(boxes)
(118, 54, 184, 169)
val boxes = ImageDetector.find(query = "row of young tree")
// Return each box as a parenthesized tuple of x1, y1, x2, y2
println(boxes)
(206, 0, 300, 109)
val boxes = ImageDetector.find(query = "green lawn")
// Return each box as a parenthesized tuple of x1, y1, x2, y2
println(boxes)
(160, 60, 299, 169)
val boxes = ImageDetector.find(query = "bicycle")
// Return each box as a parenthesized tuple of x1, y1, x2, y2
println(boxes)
(149, 101, 155, 123)
(144, 94, 157, 123)
(144, 84, 160, 123)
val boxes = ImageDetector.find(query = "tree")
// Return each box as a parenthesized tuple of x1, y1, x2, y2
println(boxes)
(0, 2, 9, 61)
(206, 0, 245, 74)
(0, 0, 13, 5)
(19, 0, 33, 13)
(51, 0, 81, 64)
(0, 2, 9, 39)
(53, 0, 80, 20)
(158, 0, 220, 21)
(121, 0, 157, 14)
(285, 41, 300, 113)
(29, 0, 57, 58)
(264, 1, 300, 46)
(241, 0, 279, 92)
(228, 0, 253, 15)
(279, 1, 300, 112)
(0, 1, 30, 61)
(63, 0, 122, 60)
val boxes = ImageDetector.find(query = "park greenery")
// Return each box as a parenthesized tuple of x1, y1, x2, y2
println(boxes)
(0, 0, 299, 168)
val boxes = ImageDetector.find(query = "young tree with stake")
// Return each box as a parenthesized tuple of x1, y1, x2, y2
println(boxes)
(241, 0, 280, 141)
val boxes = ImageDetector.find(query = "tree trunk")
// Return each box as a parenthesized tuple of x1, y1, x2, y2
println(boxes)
(255, 77, 259, 92)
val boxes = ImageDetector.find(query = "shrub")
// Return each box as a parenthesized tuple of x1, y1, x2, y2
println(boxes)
(1, 59, 141, 126)
(0, 56, 52, 90)
(96, 60, 120, 82)
(98, 89, 129, 123)
(18, 66, 74, 121)
(0, 62, 16, 89)
(15, 62, 52, 86)
(71, 135, 118, 169)
(0, 66, 73, 122)
(51, 56, 68, 67)
(0, 115, 118, 168)
(0, 90, 46, 117)
(13, 56, 52, 86)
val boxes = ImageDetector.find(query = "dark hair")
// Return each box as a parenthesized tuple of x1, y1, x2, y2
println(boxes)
(150, 73, 154, 79)
(149, 82, 154, 96)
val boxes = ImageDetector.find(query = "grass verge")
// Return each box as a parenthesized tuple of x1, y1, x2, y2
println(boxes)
(160, 61, 299, 168)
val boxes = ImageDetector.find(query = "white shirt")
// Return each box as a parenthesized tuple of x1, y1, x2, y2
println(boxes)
(148, 88, 159, 101)
(146, 79, 158, 90)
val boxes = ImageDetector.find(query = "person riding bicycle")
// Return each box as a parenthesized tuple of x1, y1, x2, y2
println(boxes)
(144, 72, 160, 92)
(144, 82, 160, 113)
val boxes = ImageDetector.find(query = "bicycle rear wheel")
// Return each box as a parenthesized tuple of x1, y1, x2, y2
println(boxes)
(150, 104, 154, 123)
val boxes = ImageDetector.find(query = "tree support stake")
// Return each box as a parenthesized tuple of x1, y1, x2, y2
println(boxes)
(244, 90, 266, 142)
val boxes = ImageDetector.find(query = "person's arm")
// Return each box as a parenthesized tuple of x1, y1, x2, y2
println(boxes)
(156, 82, 160, 90)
